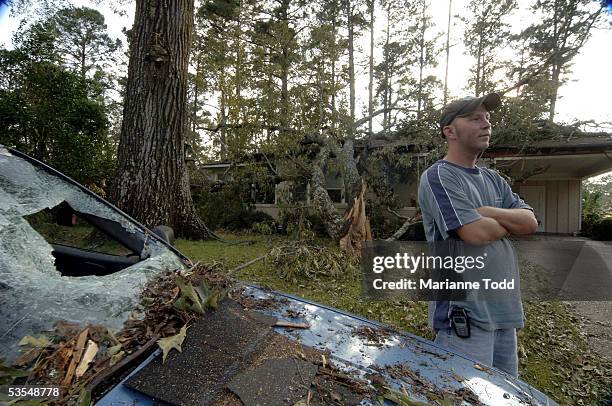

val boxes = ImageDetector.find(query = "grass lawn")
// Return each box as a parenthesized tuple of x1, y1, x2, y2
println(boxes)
(176, 232, 612, 406)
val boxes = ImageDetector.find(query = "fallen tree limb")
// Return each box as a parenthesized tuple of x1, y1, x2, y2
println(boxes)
(226, 254, 269, 277)
(385, 212, 422, 242)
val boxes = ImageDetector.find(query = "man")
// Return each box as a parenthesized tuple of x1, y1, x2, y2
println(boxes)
(417, 93, 538, 377)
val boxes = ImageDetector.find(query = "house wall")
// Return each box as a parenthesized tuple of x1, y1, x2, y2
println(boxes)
(515, 180, 581, 234)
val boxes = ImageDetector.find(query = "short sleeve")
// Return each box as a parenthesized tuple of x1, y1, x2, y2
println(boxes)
(420, 165, 482, 233)
(497, 174, 533, 211)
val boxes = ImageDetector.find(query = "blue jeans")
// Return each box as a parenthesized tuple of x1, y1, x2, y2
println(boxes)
(434, 325, 518, 377)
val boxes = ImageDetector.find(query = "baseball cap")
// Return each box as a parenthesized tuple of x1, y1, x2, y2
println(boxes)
(439, 92, 501, 137)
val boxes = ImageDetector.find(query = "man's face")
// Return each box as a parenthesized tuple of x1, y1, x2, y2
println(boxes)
(444, 105, 492, 153)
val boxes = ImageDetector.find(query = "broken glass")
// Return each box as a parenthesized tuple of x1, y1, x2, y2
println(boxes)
(0, 147, 186, 363)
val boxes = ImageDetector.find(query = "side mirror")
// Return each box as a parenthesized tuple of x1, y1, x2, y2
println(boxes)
(152, 225, 175, 245)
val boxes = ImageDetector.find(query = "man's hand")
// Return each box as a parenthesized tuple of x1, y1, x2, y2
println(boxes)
(455, 217, 509, 245)
(476, 206, 538, 235)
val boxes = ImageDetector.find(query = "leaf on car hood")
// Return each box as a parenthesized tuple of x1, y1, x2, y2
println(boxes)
(175, 277, 205, 314)
(18, 335, 51, 348)
(0, 361, 30, 385)
(157, 324, 188, 364)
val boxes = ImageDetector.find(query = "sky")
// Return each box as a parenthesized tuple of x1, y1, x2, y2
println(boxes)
(1, 1, 611, 138)
(1, 0, 610, 129)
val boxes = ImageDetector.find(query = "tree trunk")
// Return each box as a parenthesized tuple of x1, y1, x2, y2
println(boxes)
(339, 138, 360, 204)
(548, 0, 559, 121)
(443, 0, 452, 105)
(475, 28, 483, 96)
(347, 0, 355, 127)
(310, 144, 346, 240)
(417, 0, 426, 120)
(80, 40, 86, 79)
(383, 4, 390, 129)
(279, 0, 290, 134)
(111, 0, 214, 239)
(548, 64, 561, 121)
(330, 1, 337, 129)
(368, 0, 374, 134)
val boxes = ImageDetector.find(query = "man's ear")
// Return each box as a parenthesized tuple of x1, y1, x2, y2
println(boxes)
(442, 125, 455, 140)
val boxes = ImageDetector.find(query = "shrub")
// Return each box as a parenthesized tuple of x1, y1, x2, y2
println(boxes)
(278, 204, 328, 240)
(192, 180, 252, 230)
(590, 218, 612, 241)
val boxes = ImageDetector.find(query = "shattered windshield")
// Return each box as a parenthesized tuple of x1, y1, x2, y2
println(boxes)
(0, 147, 186, 363)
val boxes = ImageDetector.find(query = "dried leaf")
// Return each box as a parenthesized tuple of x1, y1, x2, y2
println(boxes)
(157, 325, 188, 364)
(173, 296, 190, 312)
(382, 387, 430, 406)
(53, 320, 81, 341)
(76, 340, 99, 378)
(107, 344, 122, 357)
(205, 289, 220, 310)
(106, 328, 120, 346)
(175, 277, 204, 314)
(77, 388, 92, 406)
(0, 362, 30, 385)
(13, 347, 43, 367)
(195, 280, 210, 302)
(18, 335, 51, 348)
(109, 351, 125, 367)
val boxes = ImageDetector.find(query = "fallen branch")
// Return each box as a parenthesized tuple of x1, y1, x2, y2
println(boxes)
(386, 207, 410, 220)
(226, 254, 268, 277)
(275, 320, 310, 329)
(385, 212, 422, 242)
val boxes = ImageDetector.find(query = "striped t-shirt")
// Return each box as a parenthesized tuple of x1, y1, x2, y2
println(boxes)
(418, 160, 532, 331)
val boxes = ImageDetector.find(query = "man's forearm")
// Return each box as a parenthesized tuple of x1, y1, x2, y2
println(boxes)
(456, 217, 509, 245)
(476, 206, 538, 235)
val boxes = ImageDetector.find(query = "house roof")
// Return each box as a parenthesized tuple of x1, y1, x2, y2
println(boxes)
(483, 134, 612, 180)
(484, 134, 612, 157)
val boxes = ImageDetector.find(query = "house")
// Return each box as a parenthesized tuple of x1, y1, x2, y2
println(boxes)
(481, 135, 612, 234)
(198, 133, 612, 235)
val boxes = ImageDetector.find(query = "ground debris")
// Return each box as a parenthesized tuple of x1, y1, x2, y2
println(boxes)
(351, 325, 394, 347)
(386, 362, 483, 406)
(4, 262, 233, 405)
(211, 325, 376, 406)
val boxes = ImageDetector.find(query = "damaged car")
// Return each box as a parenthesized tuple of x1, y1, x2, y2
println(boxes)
(0, 145, 557, 405)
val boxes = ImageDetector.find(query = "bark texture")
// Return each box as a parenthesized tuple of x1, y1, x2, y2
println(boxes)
(111, 0, 213, 239)
(311, 144, 347, 240)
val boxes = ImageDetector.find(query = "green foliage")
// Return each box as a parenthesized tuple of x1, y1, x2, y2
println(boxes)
(13, 6, 121, 80)
(581, 175, 612, 238)
(366, 198, 403, 238)
(461, 0, 517, 96)
(192, 164, 276, 231)
(511, 0, 604, 119)
(0, 50, 115, 188)
(489, 95, 547, 144)
(278, 203, 327, 240)
(590, 218, 612, 241)
(193, 179, 253, 230)
(268, 241, 360, 282)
